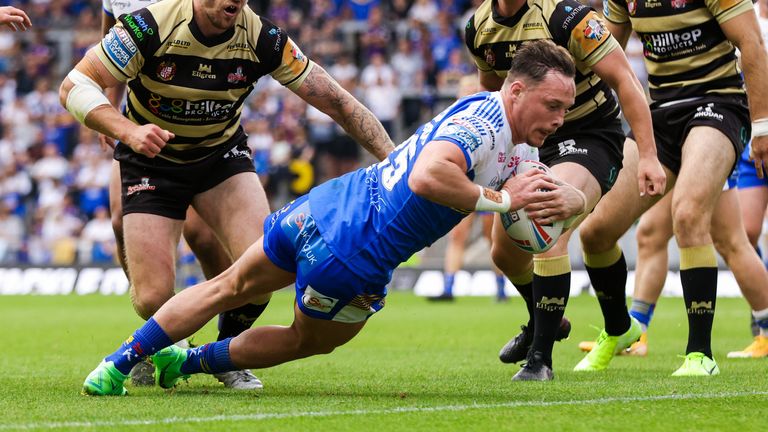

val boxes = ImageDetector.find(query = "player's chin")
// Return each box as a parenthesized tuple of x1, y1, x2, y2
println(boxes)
(527, 131, 550, 147)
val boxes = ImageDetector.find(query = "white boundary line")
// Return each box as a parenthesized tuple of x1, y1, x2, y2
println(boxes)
(2, 391, 767, 430)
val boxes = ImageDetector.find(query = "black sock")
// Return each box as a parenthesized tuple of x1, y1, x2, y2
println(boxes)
(530, 256, 570, 367)
(514, 281, 534, 328)
(217, 302, 269, 341)
(681, 267, 717, 358)
(585, 253, 630, 335)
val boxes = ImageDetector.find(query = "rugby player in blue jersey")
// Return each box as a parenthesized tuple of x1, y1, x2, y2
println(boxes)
(81, 40, 587, 395)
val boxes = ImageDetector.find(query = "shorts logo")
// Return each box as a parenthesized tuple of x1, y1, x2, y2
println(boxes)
(223, 146, 251, 159)
(302, 286, 339, 313)
(156, 61, 176, 81)
(127, 177, 156, 196)
(694, 103, 724, 121)
(557, 139, 588, 156)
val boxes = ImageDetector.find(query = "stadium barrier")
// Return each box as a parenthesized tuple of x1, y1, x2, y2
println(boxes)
(0, 266, 743, 297)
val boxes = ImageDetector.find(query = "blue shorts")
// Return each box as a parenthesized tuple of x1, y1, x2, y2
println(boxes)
(737, 142, 768, 189)
(263, 196, 387, 323)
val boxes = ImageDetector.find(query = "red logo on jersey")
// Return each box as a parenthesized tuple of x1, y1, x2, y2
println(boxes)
(484, 46, 496, 67)
(157, 61, 176, 81)
(227, 66, 247, 84)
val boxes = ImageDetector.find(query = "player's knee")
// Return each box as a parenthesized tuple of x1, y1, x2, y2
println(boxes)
(130, 287, 173, 320)
(636, 222, 665, 252)
(744, 224, 762, 247)
(579, 219, 610, 252)
(491, 242, 518, 274)
(295, 332, 337, 356)
(672, 204, 709, 240)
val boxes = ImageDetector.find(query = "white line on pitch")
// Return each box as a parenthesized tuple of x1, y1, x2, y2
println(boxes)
(2, 391, 767, 430)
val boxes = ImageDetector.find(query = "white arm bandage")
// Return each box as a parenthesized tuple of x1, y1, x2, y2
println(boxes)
(65, 69, 110, 124)
(475, 185, 511, 213)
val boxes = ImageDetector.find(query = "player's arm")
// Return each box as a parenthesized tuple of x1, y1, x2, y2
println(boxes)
(408, 140, 561, 214)
(591, 48, 666, 196)
(59, 48, 173, 158)
(292, 65, 395, 161)
(0, 6, 31, 31)
(99, 8, 125, 150)
(604, 20, 632, 49)
(721, 10, 768, 177)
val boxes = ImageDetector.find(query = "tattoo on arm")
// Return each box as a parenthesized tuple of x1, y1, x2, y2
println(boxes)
(300, 66, 395, 160)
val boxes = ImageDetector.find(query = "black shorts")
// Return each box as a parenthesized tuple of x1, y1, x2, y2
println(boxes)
(116, 140, 256, 220)
(539, 118, 625, 195)
(646, 95, 749, 174)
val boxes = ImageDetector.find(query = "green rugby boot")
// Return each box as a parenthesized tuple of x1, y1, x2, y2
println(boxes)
(671, 352, 720, 376)
(82, 361, 128, 396)
(152, 345, 190, 389)
(574, 316, 642, 372)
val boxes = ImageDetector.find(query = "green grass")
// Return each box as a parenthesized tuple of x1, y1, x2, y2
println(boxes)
(0, 291, 766, 431)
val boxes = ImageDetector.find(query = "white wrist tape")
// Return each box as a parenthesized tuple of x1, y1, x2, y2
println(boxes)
(65, 69, 110, 124)
(752, 118, 768, 139)
(475, 185, 511, 213)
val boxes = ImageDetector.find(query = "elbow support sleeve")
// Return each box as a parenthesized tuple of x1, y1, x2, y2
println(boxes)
(65, 69, 110, 124)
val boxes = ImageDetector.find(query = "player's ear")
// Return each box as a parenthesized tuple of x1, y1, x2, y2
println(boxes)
(509, 80, 525, 99)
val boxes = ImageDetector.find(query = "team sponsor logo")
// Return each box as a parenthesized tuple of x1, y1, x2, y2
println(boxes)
(505, 43, 517, 58)
(167, 39, 190, 49)
(671, 0, 688, 8)
(192, 63, 216, 80)
(628, 0, 637, 15)
(537, 296, 566, 311)
(557, 139, 588, 156)
(269, 27, 282, 51)
(644, 0, 663, 8)
(484, 46, 496, 67)
(694, 103, 724, 121)
(127, 177, 156, 196)
(113, 27, 137, 53)
(291, 44, 304, 61)
(688, 300, 714, 314)
(561, 4, 587, 30)
(227, 66, 247, 84)
(301, 286, 338, 313)
(223, 145, 251, 159)
(523, 22, 544, 31)
(642, 28, 703, 56)
(123, 13, 154, 42)
(156, 61, 176, 81)
(365, 169, 387, 211)
(442, 124, 482, 152)
(584, 18, 606, 41)
(144, 95, 235, 119)
(481, 27, 498, 35)
(104, 28, 135, 68)
(227, 41, 249, 51)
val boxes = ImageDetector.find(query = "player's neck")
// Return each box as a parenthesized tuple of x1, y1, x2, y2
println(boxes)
(495, 0, 527, 17)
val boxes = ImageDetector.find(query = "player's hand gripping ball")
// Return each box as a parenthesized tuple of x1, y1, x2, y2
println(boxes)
(500, 160, 565, 253)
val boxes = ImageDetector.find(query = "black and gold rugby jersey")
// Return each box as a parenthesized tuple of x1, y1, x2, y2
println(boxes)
(603, 0, 752, 102)
(96, 0, 313, 164)
(466, 0, 621, 130)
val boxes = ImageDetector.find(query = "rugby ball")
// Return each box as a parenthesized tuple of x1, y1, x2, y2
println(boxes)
(500, 160, 565, 253)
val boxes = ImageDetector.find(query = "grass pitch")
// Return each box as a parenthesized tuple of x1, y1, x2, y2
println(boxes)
(0, 291, 766, 431)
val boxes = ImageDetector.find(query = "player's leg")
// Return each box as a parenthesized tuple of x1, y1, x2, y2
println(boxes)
(108, 160, 127, 277)
(192, 169, 272, 388)
(670, 126, 734, 376)
(82, 235, 296, 396)
(579, 193, 674, 355)
(480, 212, 508, 301)
(575, 138, 670, 371)
(432, 213, 475, 301)
(710, 189, 768, 358)
(492, 215, 571, 366)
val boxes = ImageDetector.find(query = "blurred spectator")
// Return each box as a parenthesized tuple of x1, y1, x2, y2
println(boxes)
(408, 0, 439, 25)
(359, 5, 391, 59)
(79, 206, 115, 264)
(361, 52, 400, 136)
(0, 201, 23, 263)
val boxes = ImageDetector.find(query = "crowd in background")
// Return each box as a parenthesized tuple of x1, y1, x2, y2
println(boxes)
(0, 0, 644, 267)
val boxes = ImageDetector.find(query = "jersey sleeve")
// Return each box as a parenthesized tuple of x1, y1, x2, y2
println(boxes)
(432, 113, 499, 175)
(95, 9, 158, 82)
(705, 0, 754, 24)
(464, 14, 495, 73)
(602, 0, 630, 24)
(256, 18, 314, 91)
(548, 0, 620, 68)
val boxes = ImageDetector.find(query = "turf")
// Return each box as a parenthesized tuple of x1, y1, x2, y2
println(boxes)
(0, 291, 766, 431)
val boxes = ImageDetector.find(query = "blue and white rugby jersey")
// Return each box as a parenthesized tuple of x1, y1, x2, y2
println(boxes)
(308, 91, 538, 283)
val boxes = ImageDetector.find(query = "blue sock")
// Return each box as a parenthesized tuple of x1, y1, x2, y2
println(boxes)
(180, 338, 237, 375)
(629, 300, 655, 330)
(496, 275, 507, 298)
(443, 273, 455, 296)
(105, 318, 173, 375)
